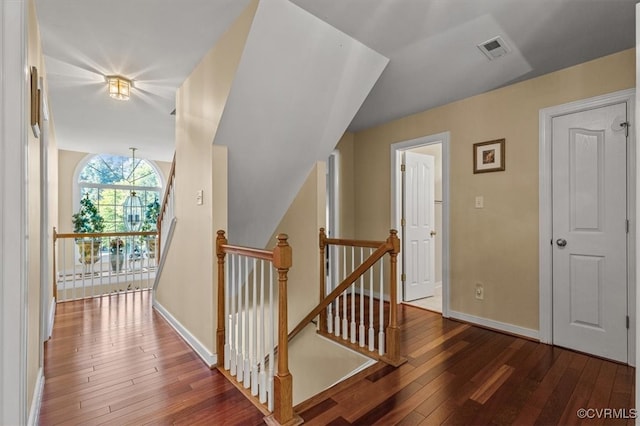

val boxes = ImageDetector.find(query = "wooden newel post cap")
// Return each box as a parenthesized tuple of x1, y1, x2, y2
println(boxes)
(388, 229, 400, 253)
(319, 228, 326, 249)
(273, 234, 292, 270)
(216, 230, 226, 238)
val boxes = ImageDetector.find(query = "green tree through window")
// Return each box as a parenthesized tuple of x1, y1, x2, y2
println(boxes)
(78, 154, 162, 233)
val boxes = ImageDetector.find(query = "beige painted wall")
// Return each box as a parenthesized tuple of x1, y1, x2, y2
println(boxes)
(154, 1, 257, 357)
(353, 49, 635, 331)
(334, 133, 355, 239)
(268, 162, 326, 330)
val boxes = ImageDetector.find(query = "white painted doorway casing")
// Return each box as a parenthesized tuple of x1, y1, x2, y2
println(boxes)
(391, 131, 450, 317)
(403, 151, 436, 301)
(539, 89, 636, 365)
(552, 102, 628, 362)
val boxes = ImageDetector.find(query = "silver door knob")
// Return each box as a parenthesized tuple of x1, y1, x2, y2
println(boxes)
(556, 238, 567, 247)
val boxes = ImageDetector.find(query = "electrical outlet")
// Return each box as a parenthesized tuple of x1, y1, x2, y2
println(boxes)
(475, 196, 484, 209)
(475, 283, 484, 300)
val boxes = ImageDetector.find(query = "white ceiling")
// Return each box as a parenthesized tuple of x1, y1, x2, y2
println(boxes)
(36, 0, 636, 162)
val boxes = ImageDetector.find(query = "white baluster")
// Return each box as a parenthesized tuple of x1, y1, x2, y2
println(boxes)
(327, 245, 333, 334)
(350, 246, 356, 343)
(251, 259, 258, 395)
(224, 252, 230, 370)
(268, 264, 274, 412)
(368, 249, 375, 352)
(378, 258, 385, 356)
(334, 245, 340, 337)
(359, 247, 365, 347)
(259, 260, 267, 404)
(342, 246, 348, 340)
(244, 256, 250, 388)
(236, 255, 244, 382)
(230, 254, 237, 375)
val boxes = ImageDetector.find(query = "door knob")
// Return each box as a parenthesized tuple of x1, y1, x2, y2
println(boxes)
(556, 238, 567, 247)
(430, 230, 437, 237)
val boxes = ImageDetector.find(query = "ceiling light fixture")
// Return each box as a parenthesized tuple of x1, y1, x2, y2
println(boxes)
(122, 147, 143, 231)
(106, 75, 131, 100)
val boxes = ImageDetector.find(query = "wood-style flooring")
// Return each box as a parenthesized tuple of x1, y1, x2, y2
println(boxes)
(39, 291, 635, 425)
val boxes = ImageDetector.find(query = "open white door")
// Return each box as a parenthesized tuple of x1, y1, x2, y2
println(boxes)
(403, 151, 436, 301)
(552, 102, 628, 362)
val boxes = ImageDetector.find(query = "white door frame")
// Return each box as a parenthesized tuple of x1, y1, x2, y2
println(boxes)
(539, 89, 636, 365)
(391, 131, 450, 317)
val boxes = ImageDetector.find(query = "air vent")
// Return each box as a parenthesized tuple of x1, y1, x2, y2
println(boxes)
(477, 36, 511, 61)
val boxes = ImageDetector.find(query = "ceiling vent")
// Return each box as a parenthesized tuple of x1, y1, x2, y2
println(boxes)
(477, 36, 511, 61)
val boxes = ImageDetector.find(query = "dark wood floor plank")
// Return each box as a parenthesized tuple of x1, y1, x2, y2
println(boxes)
(39, 293, 635, 426)
(38, 291, 265, 426)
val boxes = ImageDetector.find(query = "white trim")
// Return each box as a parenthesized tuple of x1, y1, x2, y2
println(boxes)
(390, 132, 450, 318)
(153, 217, 177, 291)
(449, 310, 540, 341)
(0, 0, 28, 424)
(538, 89, 636, 364)
(47, 298, 56, 340)
(152, 299, 217, 367)
(26, 368, 44, 426)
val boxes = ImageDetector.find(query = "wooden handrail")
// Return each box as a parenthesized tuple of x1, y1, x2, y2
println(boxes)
(288, 240, 391, 342)
(216, 230, 301, 426)
(157, 153, 176, 257)
(291, 228, 404, 366)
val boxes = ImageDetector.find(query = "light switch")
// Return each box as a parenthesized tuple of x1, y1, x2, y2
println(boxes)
(475, 196, 484, 209)
(196, 189, 203, 205)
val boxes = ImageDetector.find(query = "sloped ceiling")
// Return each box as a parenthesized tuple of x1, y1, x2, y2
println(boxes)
(214, 0, 389, 247)
(36, 0, 636, 161)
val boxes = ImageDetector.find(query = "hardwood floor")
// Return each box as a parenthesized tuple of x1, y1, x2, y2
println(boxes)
(39, 291, 264, 425)
(296, 305, 635, 426)
(40, 291, 635, 425)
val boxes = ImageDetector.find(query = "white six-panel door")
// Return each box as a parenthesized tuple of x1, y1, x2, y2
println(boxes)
(403, 151, 436, 301)
(552, 102, 628, 362)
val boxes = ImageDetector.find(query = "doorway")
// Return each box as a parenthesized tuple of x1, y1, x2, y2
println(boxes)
(539, 89, 635, 364)
(391, 132, 450, 316)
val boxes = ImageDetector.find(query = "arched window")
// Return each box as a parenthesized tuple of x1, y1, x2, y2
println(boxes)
(77, 154, 163, 233)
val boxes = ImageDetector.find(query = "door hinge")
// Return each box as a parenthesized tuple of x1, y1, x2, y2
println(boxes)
(401, 218, 406, 227)
(401, 164, 406, 172)
(621, 121, 630, 138)
(627, 219, 630, 234)
(401, 273, 406, 282)
(626, 315, 630, 329)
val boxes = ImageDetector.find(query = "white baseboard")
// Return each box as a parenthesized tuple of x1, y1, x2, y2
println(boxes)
(448, 310, 539, 341)
(47, 298, 56, 339)
(27, 368, 44, 426)
(354, 287, 390, 302)
(152, 300, 217, 368)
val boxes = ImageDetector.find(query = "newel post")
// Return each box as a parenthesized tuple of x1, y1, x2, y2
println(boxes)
(385, 229, 405, 366)
(216, 230, 228, 368)
(318, 228, 327, 332)
(267, 234, 302, 426)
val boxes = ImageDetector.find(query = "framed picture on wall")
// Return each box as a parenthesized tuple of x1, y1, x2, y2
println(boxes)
(473, 138, 505, 173)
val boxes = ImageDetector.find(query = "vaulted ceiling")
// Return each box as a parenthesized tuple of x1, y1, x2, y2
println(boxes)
(36, 0, 636, 161)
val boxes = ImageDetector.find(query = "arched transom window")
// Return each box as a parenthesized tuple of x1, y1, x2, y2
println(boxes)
(77, 154, 163, 232)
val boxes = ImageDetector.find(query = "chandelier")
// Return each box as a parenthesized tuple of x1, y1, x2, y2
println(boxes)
(122, 148, 143, 231)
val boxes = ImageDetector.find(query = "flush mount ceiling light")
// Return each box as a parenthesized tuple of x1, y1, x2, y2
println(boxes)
(106, 75, 131, 100)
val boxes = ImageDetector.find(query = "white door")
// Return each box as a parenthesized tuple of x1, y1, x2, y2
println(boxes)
(552, 102, 628, 363)
(403, 151, 436, 301)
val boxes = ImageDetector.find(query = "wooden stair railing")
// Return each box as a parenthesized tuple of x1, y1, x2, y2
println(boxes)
(156, 153, 176, 257)
(289, 228, 405, 367)
(216, 230, 302, 426)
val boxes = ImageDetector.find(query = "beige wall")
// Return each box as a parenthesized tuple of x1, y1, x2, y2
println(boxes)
(154, 0, 257, 357)
(268, 162, 326, 330)
(353, 49, 635, 331)
(334, 133, 356, 239)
